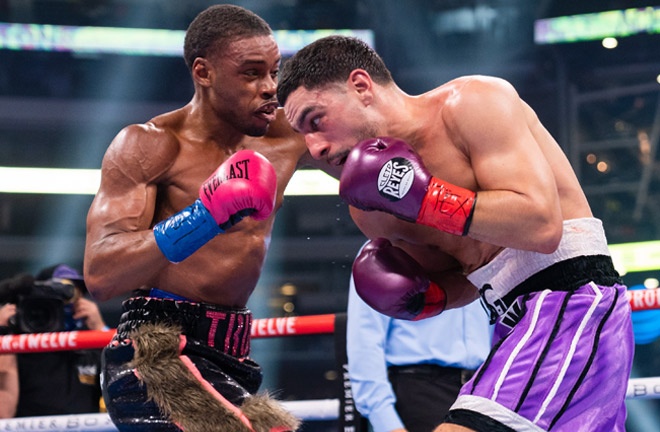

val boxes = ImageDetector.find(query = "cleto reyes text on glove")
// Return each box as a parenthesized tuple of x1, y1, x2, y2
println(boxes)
(352, 238, 447, 321)
(153, 149, 277, 263)
(339, 136, 476, 236)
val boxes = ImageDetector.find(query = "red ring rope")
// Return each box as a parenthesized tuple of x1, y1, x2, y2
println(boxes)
(0, 313, 336, 354)
(1, 290, 658, 355)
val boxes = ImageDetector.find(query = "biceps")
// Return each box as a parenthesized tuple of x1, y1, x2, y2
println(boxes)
(461, 93, 555, 197)
(87, 182, 157, 238)
(473, 138, 555, 197)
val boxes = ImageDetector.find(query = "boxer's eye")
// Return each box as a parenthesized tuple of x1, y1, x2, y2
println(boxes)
(310, 116, 321, 131)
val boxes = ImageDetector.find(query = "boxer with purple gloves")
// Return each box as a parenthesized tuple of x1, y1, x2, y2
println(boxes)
(342, 137, 474, 320)
(278, 35, 633, 432)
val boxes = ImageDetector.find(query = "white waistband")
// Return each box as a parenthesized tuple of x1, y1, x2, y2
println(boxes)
(466, 218, 611, 300)
(451, 395, 546, 432)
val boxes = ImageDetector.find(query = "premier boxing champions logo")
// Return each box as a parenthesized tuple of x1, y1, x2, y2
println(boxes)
(378, 157, 414, 201)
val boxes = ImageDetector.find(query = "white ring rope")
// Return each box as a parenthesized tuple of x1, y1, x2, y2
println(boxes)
(1, 378, 660, 432)
(0, 399, 340, 431)
(626, 377, 660, 400)
(1, 377, 658, 431)
(1, 311, 658, 431)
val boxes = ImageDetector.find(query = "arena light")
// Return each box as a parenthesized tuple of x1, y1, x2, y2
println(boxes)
(534, 6, 660, 44)
(0, 22, 374, 56)
(0, 167, 338, 196)
(0, 167, 101, 195)
(601, 37, 618, 49)
(281, 169, 339, 196)
(609, 240, 660, 274)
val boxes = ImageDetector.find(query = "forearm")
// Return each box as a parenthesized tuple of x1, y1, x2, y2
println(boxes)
(366, 403, 405, 432)
(0, 390, 17, 418)
(465, 189, 562, 253)
(350, 360, 405, 431)
(339, 134, 564, 253)
(429, 270, 480, 310)
(0, 354, 18, 418)
(84, 230, 165, 300)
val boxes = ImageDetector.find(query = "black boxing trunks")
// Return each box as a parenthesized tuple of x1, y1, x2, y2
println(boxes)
(101, 295, 299, 432)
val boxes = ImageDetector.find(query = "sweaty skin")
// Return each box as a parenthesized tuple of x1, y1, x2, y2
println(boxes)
(84, 35, 331, 306)
(284, 72, 593, 310)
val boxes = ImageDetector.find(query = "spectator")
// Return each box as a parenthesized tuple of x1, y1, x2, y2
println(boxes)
(347, 243, 492, 432)
(0, 264, 108, 418)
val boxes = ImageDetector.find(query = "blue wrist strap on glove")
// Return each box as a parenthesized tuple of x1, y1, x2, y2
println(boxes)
(153, 199, 223, 263)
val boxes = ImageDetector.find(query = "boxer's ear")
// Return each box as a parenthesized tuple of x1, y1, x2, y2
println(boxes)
(348, 69, 373, 106)
(191, 57, 212, 87)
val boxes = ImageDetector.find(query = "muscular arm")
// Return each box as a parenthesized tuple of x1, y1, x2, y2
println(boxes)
(84, 124, 175, 301)
(401, 243, 480, 310)
(445, 77, 563, 253)
(352, 210, 480, 310)
(428, 269, 480, 310)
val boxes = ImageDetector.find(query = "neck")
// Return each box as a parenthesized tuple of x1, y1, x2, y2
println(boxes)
(186, 96, 246, 148)
(372, 85, 417, 138)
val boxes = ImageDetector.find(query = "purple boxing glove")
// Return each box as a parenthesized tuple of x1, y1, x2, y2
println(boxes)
(339, 137, 476, 236)
(352, 238, 447, 321)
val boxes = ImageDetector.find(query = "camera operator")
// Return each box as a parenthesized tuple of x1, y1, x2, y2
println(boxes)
(0, 264, 109, 418)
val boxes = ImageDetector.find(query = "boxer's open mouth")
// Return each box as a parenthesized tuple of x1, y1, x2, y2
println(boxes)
(255, 103, 278, 122)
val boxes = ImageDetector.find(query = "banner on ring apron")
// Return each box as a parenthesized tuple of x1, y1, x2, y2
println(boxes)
(334, 312, 369, 432)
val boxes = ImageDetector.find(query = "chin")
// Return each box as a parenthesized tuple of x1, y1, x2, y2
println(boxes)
(244, 123, 270, 137)
(246, 128, 268, 137)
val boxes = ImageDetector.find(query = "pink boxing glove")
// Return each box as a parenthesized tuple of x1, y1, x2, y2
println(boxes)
(153, 150, 277, 263)
(200, 150, 277, 230)
(340, 137, 476, 236)
(352, 238, 447, 321)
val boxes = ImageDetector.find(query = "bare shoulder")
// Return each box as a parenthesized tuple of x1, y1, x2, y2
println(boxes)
(252, 109, 306, 157)
(264, 108, 301, 140)
(423, 75, 519, 120)
(440, 75, 525, 139)
(254, 108, 330, 170)
(263, 109, 339, 175)
(102, 111, 182, 185)
(445, 75, 519, 107)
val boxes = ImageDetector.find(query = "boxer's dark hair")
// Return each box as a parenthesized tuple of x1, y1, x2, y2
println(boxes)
(184, 4, 273, 71)
(278, 35, 393, 106)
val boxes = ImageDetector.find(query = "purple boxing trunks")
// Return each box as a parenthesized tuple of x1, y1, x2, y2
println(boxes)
(101, 295, 299, 432)
(443, 219, 634, 431)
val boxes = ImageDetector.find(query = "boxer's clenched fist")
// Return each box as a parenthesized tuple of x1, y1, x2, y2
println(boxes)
(340, 137, 476, 236)
(199, 150, 276, 230)
(154, 150, 277, 263)
(352, 238, 446, 321)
